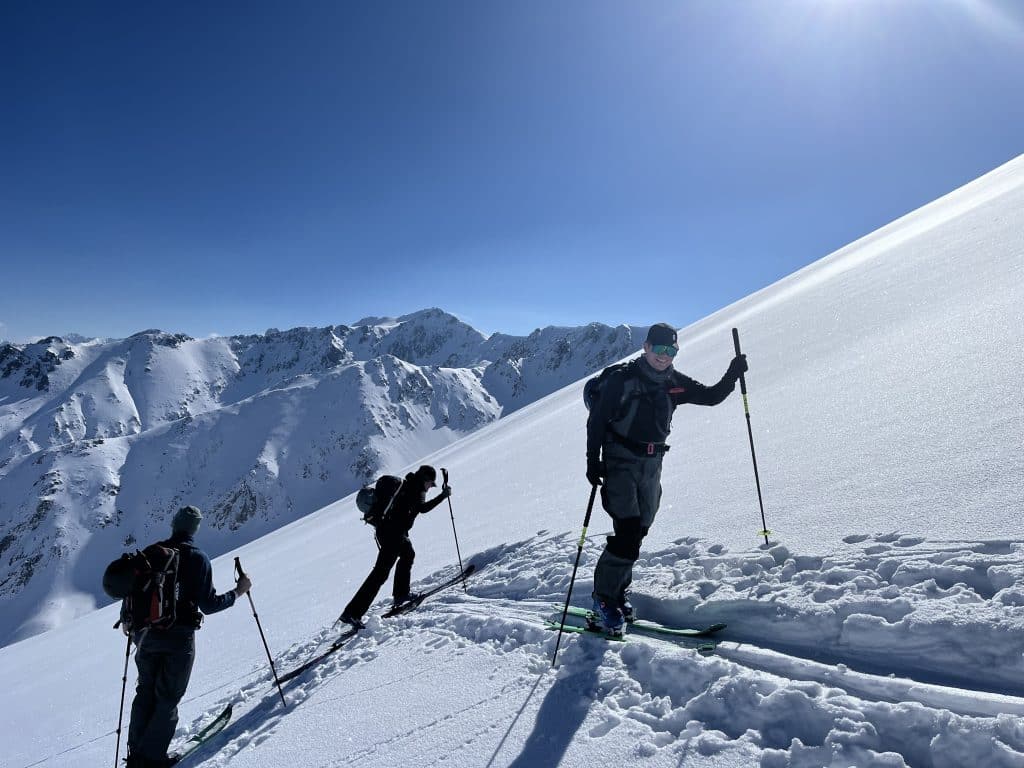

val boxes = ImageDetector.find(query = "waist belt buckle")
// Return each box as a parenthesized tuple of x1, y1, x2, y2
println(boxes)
(647, 442, 655, 456)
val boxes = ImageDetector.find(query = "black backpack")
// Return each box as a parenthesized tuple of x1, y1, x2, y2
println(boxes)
(103, 543, 181, 634)
(355, 475, 404, 527)
(583, 361, 633, 412)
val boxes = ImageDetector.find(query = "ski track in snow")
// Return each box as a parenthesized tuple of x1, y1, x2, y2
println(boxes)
(163, 533, 1024, 768)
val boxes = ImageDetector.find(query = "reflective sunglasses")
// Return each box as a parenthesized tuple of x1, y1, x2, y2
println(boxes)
(650, 344, 678, 358)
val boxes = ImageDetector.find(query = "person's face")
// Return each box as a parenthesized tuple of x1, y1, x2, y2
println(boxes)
(423, 478, 436, 493)
(643, 341, 676, 372)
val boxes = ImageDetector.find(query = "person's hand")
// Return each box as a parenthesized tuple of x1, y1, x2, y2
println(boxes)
(441, 485, 452, 499)
(727, 354, 748, 381)
(586, 457, 604, 486)
(235, 574, 252, 598)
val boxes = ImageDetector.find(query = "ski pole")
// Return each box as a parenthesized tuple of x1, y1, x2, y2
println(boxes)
(732, 328, 771, 547)
(113, 633, 132, 768)
(235, 557, 287, 707)
(441, 468, 467, 591)
(551, 483, 599, 668)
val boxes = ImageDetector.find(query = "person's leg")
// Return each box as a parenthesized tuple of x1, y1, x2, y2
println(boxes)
(392, 536, 416, 601)
(617, 456, 663, 612)
(593, 456, 643, 624)
(343, 539, 402, 618)
(135, 628, 195, 762)
(127, 633, 159, 759)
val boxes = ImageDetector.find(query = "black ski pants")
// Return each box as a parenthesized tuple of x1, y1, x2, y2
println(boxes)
(343, 532, 416, 619)
(127, 626, 196, 762)
(593, 445, 663, 605)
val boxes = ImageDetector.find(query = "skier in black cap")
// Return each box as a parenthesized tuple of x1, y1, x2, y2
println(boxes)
(340, 465, 452, 628)
(585, 323, 747, 635)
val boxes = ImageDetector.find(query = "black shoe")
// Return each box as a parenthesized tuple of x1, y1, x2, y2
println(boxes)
(392, 592, 421, 609)
(339, 614, 366, 629)
(126, 756, 172, 768)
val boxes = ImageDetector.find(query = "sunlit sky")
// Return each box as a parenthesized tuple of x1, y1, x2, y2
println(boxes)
(2, 0, 1022, 343)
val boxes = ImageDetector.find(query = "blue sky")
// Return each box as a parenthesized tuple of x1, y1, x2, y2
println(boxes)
(2, 0, 1022, 343)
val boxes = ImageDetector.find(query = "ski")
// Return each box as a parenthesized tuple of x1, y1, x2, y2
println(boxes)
(561, 605, 727, 638)
(381, 564, 477, 618)
(170, 703, 232, 764)
(561, 606, 729, 638)
(544, 619, 627, 642)
(277, 627, 360, 685)
(544, 619, 717, 656)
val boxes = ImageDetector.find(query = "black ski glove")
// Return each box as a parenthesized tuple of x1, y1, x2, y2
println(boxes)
(586, 457, 604, 486)
(726, 354, 748, 382)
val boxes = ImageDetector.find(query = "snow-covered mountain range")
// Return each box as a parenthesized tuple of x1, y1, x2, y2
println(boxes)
(0, 312, 647, 645)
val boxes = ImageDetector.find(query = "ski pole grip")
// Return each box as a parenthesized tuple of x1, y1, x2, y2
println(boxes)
(731, 327, 748, 395)
(234, 557, 246, 579)
(442, 468, 449, 488)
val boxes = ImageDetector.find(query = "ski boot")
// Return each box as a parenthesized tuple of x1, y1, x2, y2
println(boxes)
(339, 614, 366, 630)
(392, 592, 422, 610)
(619, 592, 636, 624)
(588, 595, 625, 637)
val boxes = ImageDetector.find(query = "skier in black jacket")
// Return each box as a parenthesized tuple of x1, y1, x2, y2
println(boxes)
(340, 465, 451, 628)
(126, 506, 250, 768)
(585, 323, 747, 635)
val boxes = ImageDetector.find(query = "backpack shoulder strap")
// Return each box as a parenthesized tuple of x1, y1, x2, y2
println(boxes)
(608, 360, 655, 435)
(380, 478, 405, 520)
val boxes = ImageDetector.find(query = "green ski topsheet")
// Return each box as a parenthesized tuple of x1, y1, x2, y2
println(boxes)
(560, 604, 727, 637)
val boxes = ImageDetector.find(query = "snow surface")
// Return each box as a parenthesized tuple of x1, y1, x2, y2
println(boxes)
(3, 154, 1024, 767)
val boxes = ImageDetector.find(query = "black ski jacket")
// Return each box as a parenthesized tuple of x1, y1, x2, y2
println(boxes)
(587, 356, 739, 460)
(159, 530, 236, 629)
(378, 473, 448, 539)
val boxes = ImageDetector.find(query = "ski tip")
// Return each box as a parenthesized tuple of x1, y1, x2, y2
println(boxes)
(706, 622, 728, 633)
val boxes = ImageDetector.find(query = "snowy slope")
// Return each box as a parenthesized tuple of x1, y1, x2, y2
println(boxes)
(2, 154, 1024, 768)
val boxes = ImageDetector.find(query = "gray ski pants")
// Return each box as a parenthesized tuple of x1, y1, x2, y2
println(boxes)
(592, 445, 663, 604)
(128, 626, 196, 762)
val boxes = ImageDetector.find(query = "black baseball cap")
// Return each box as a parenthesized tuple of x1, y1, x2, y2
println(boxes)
(645, 323, 677, 347)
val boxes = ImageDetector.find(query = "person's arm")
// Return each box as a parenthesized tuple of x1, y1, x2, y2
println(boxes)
(671, 355, 747, 406)
(415, 488, 451, 515)
(194, 554, 238, 615)
(585, 370, 625, 484)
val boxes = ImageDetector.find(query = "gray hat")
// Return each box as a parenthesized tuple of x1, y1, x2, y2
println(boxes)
(172, 505, 203, 535)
